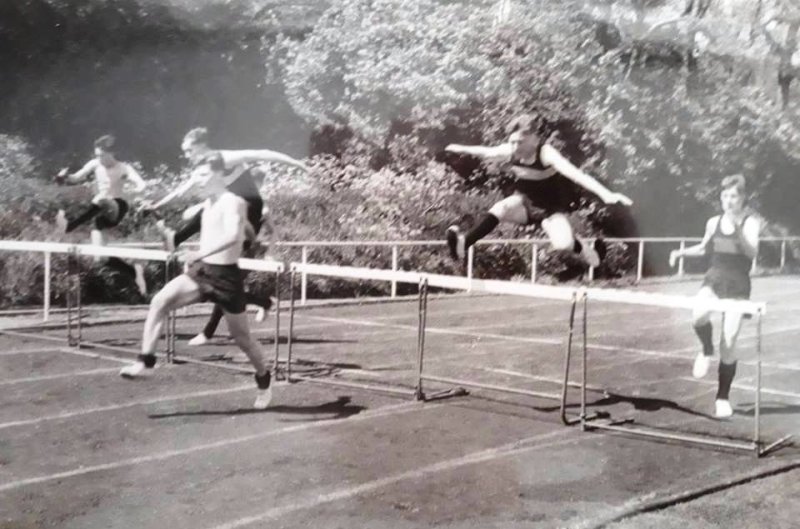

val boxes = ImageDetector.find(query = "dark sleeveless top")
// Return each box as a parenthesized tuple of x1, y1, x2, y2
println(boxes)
(508, 142, 575, 214)
(702, 216, 752, 299)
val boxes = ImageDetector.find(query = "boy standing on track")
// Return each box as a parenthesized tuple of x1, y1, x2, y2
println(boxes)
(444, 114, 632, 269)
(55, 134, 149, 295)
(120, 152, 274, 409)
(669, 174, 761, 419)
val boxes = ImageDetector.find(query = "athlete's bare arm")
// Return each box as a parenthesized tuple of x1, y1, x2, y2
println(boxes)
(733, 215, 760, 259)
(220, 150, 309, 173)
(540, 145, 632, 206)
(444, 143, 513, 161)
(669, 216, 718, 267)
(124, 164, 148, 192)
(59, 159, 97, 184)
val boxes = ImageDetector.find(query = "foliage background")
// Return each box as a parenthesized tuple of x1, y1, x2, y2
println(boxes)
(1, 0, 799, 307)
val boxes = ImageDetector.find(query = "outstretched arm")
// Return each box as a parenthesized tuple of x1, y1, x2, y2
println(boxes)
(540, 144, 632, 205)
(734, 215, 760, 259)
(221, 149, 309, 173)
(444, 142, 512, 160)
(124, 164, 148, 192)
(58, 159, 97, 185)
(146, 174, 199, 210)
(669, 217, 717, 267)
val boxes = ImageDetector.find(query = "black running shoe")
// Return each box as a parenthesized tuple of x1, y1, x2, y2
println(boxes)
(446, 225, 460, 261)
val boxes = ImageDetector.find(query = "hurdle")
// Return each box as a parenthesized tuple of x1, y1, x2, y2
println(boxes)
(0, 240, 285, 375)
(288, 262, 597, 420)
(577, 286, 792, 457)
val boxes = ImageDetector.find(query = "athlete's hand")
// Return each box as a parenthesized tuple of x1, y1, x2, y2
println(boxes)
(603, 192, 633, 206)
(54, 168, 69, 184)
(137, 199, 156, 212)
(182, 250, 200, 266)
(669, 250, 680, 268)
(444, 144, 463, 154)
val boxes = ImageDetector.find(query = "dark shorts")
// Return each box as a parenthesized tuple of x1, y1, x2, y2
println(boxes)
(702, 268, 751, 300)
(187, 262, 246, 314)
(95, 199, 129, 230)
(513, 178, 576, 225)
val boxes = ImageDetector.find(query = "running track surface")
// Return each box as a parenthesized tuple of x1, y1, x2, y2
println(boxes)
(1, 277, 799, 529)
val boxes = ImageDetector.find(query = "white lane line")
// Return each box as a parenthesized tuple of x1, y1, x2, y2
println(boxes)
(0, 367, 120, 387)
(0, 347, 63, 357)
(681, 377, 800, 401)
(0, 401, 431, 494)
(0, 384, 258, 430)
(210, 429, 582, 529)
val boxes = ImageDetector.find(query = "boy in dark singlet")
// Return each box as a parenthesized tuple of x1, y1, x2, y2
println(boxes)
(444, 114, 632, 268)
(669, 174, 760, 419)
(55, 134, 149, 295)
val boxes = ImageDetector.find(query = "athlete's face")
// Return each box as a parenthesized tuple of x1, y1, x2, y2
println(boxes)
(94, 148, 115, 167)
(194, 164, 226, 198)
(182, 140, 208, 164)
(508, 131, 539, 159)
(720, 186, 744, 215)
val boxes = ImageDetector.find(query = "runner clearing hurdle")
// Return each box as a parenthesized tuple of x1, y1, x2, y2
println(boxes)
(120, 152, 274, 409)
(669, 174, 761, 419)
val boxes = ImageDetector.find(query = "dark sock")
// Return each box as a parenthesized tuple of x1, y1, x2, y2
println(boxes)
(202, 305, 224, 339)
(464, 214, 499, 249)
(255, 370, 271, 390)
(694, 322, 713, 357)
(245, 291, 272, 310)
(66, 204, 102, 233)
(138, 353, 157, 368)
(173, 210, 203, 248)
(573, 239, 582, 254)
(716, 361, 737, 400)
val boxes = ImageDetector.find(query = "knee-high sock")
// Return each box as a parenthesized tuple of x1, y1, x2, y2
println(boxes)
(106, 257, 136, 278)
(202, 305, 225, 339)
(694, 321, 713, 357)
(716, 360, 737, 400)
(464, 214, 499, 249)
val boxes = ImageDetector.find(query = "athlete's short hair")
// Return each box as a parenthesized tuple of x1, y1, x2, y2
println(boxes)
(195, 151, 226, 173)
(94, 134, 116, 152)
(721, 174, 746, 195)
(505, 114, 544, 136)
(183, 127, 210, 146)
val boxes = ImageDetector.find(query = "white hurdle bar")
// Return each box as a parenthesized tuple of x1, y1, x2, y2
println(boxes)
(0, 241, 286, 375)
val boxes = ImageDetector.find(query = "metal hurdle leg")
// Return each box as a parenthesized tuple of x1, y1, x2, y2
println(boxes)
(756, 311, 793, 457)
(560, 292, 602, 426)
(164, 255, 176, 363)
(286, 269, 296, 382)
(66, 249, 75, 347)
(272, 270, 281, 374)
(414, 279, 466, 402)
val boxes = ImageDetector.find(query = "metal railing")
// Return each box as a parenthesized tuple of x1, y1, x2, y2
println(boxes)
(265, 236, 799, 304)
(17, 236, 798, 312)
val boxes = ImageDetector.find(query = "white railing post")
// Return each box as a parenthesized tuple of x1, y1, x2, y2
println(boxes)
(391, 245, 398, 298)
(467, 246, 474, 292)
(678, 240, 685, 277)
(43, 251, 51, 322)
(636, 240, 645, 283)
(780, 240, 787, 271)
(531, 243, 538, 283)
(301, 245, 308, 305)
